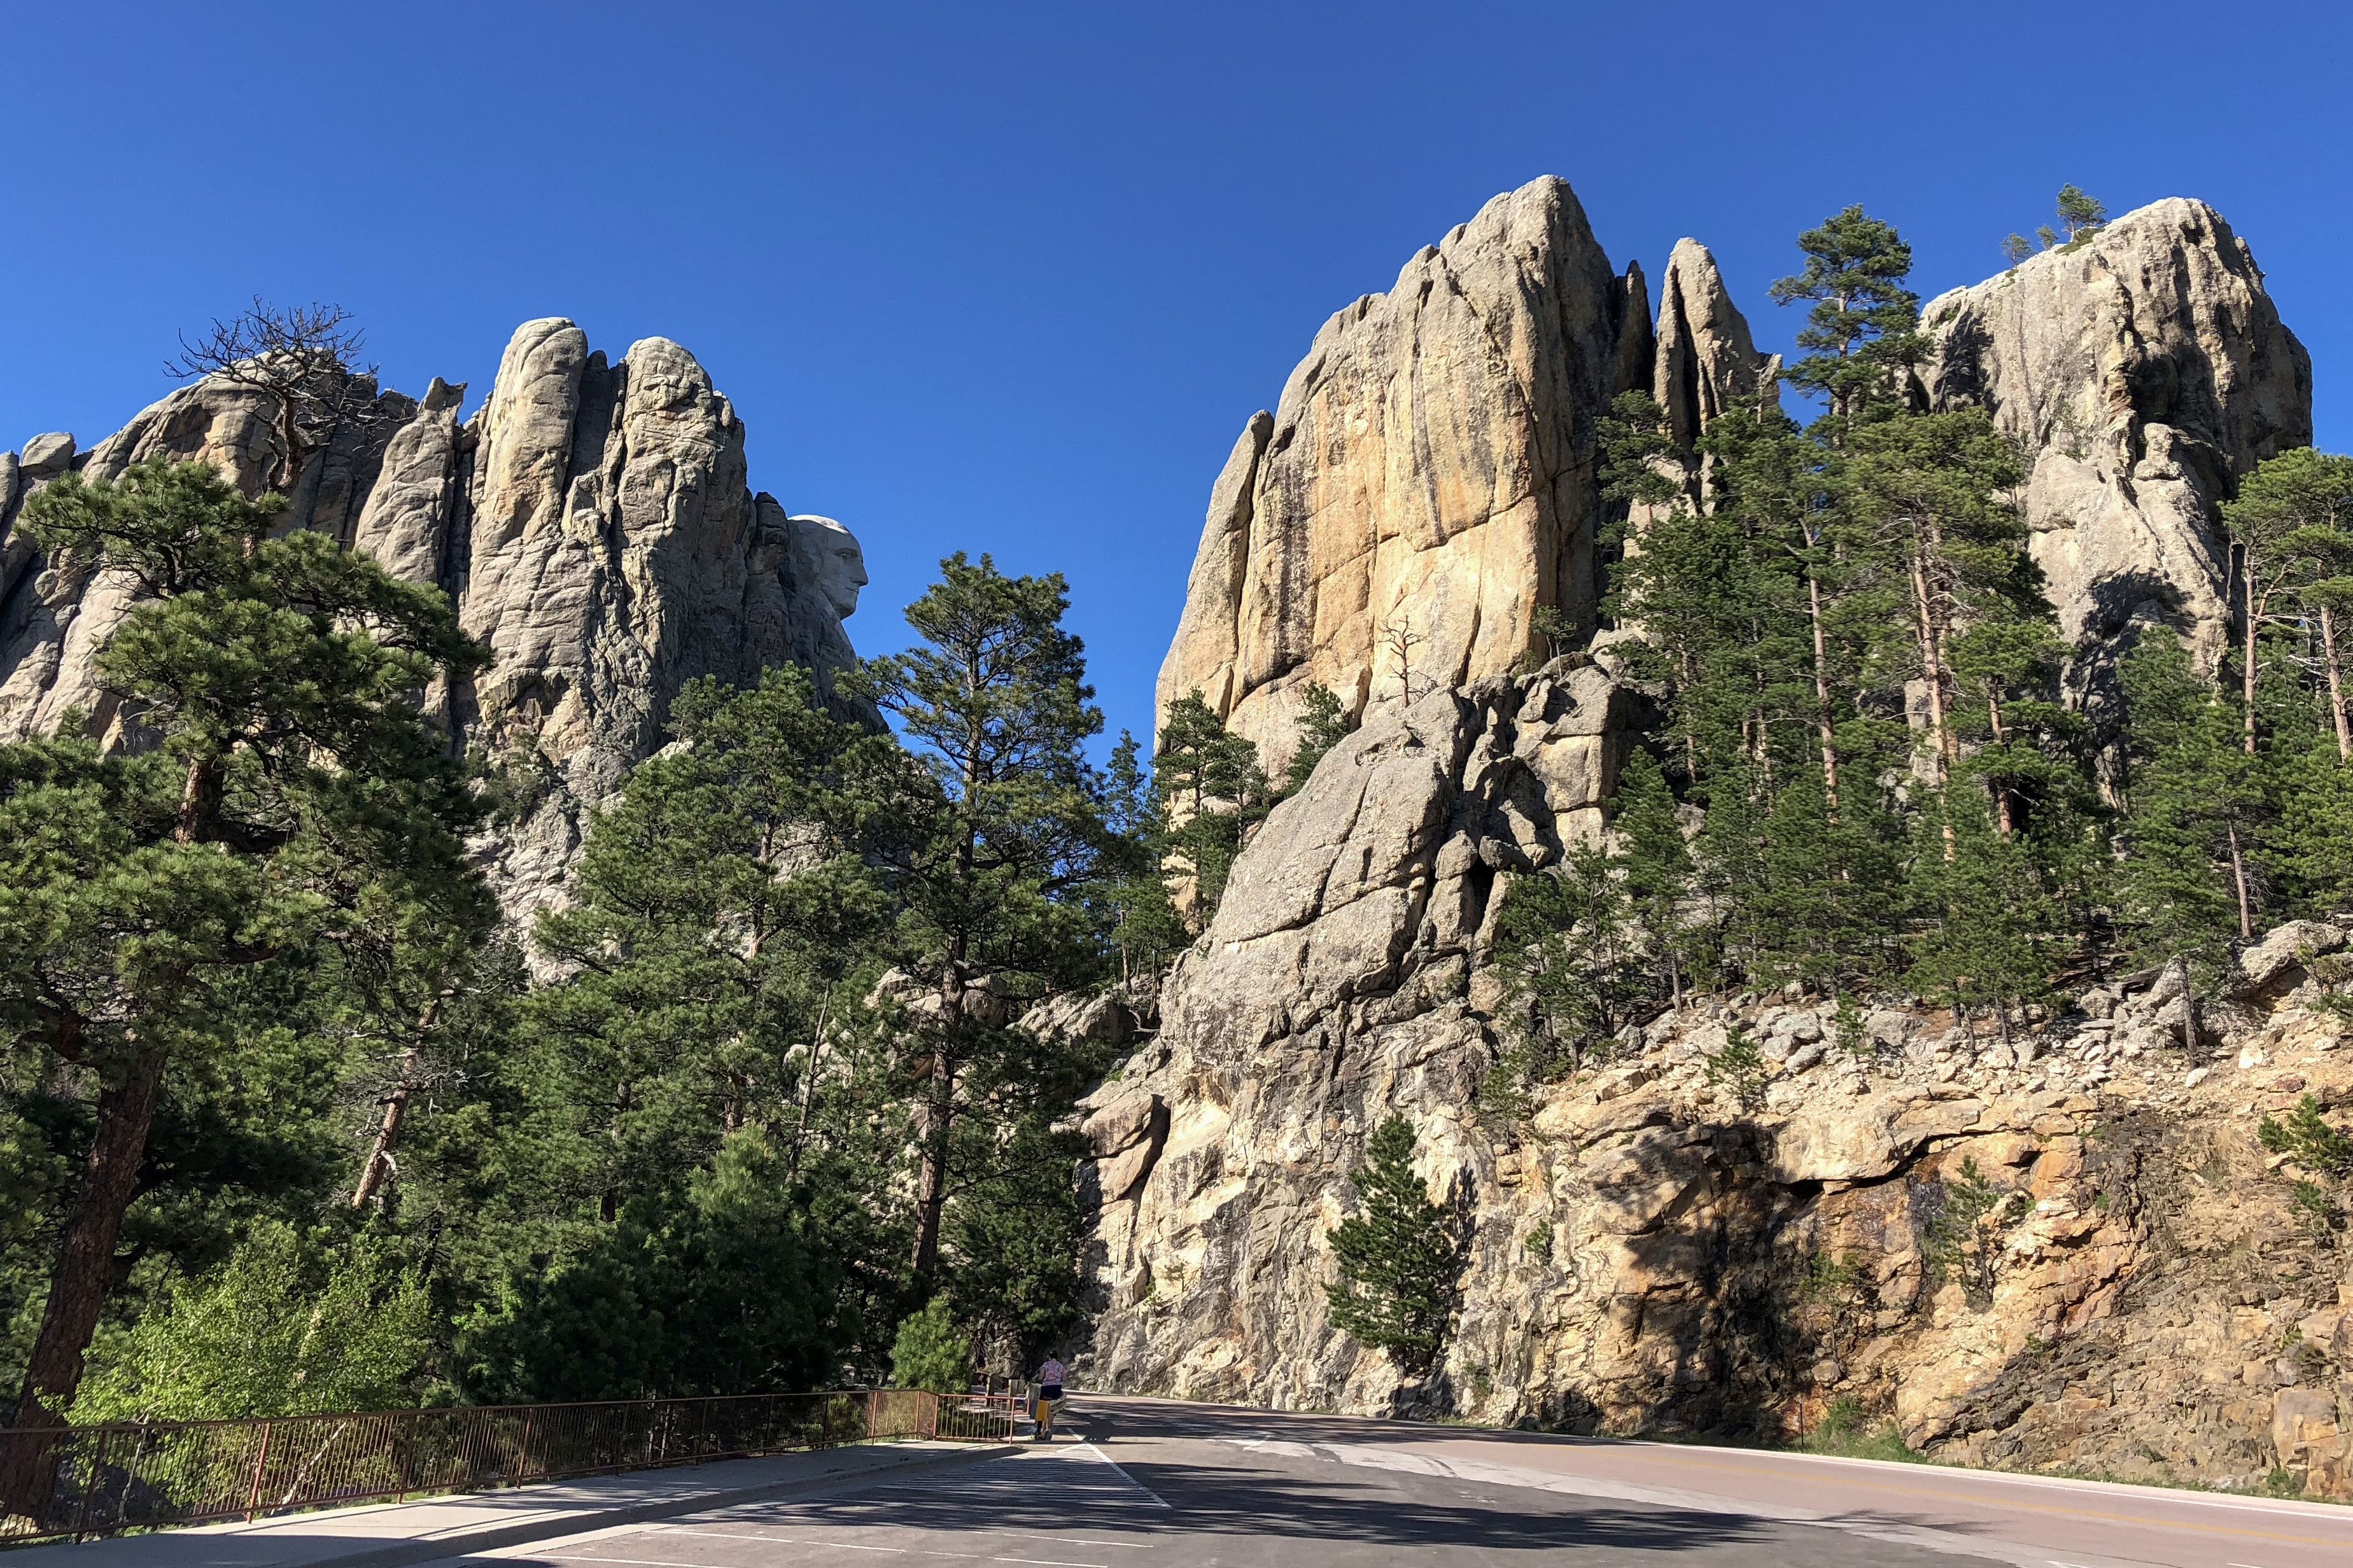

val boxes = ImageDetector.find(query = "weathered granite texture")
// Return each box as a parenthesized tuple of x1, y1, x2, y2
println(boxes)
(1157, 178, 1654, 774)
(1917, 198, 2312, 673)
(0, 321, 865, 925)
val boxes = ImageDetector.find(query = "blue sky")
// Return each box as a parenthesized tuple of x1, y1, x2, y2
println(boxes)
(4, 2, 2347, 751)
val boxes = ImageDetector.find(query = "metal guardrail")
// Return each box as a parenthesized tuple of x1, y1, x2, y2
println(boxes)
(0, 1387, 1024, 1545)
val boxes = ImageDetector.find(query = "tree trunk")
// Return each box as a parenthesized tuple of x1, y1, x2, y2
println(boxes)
(0, 1044, 168, 1523)
(1907, 546, 1956, 860)
(2321, 606, 2352, 762)
(2243, 545, 2261, 757)
(177, 754, 225, 847)
(2226, 823, 2255, 941)
(351, 998, 442, 1210)
(1986, 685, 2015, 837)
(1807, 569, 1841, 816)
(908, 970, 961, 1277)
(349, 1051, 416, 1210)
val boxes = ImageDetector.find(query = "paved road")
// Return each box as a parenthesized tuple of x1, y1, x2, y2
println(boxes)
(466, 1396, 2353, 1567)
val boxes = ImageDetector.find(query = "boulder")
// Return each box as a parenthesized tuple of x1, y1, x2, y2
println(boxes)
(19, 433, 74, 477)
(2237, 920, 2346, 998)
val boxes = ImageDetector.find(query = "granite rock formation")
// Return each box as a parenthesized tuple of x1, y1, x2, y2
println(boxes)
(1085, 182, 2340, 1497)
(0, 320, 866, 925)
(1157, 178, 1701, 775)
(1917, 198, 2312, 673)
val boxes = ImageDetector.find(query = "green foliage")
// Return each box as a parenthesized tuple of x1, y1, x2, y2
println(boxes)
(1919, 1157, 2019, 1308)
(0, 459, 490, 1436)
(1799, 1396, 1922, 1462)
(2289, 1180, 2345, 1248)
(1769, 205, 1925, 427)
(2054, 185, 2107, 244)
(2259, 1095, 2353, 1179)
(2116, 635, 2266, 960)
(1703, 1023, 1768, 1113)
(1100, 731, 1185, 979)
(456, 1133, 838, 1402)
(1154, 690, 1269, 918)
(850, 553, 1116, 1280)
(2002, 233, 2032, 267)
(1324, 1116, 1465, 1375)
(943, 1121, 1089, 1360)
(889, 1296, 972, 1395)
(73, 1223, 432, 1422)
(1284, 680, 1357, 794)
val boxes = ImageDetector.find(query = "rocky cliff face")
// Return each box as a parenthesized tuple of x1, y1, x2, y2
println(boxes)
(1917, 199, 2311, 675)
(1085, 183, 2345, 1498)
(0, 320, 867, 924)
(1158, 178, 1749, 775)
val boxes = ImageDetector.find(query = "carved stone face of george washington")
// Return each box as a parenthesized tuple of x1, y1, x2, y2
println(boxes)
(787, 514, 869, 619)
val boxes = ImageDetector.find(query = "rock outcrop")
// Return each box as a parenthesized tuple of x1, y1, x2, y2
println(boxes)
(1917, 199, 2312, 673)
(0, 320, 866, 924)
(1082, 660, 2353, 1492)
(1087, 182, 2342, 1500)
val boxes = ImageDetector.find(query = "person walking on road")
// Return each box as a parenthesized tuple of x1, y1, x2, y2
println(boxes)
(1034, 1356, 1066, 1441)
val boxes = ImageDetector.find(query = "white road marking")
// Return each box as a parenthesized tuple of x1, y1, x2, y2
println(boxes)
(588, 1538, 1106, 1568)
(1076, 1440, 1170, 1509)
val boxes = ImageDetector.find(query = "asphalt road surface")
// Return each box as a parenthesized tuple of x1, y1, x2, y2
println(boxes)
(475, 1396, 2353, 1568)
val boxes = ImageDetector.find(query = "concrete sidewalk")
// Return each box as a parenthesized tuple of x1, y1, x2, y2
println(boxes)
(6, 1439, 1012, 1568)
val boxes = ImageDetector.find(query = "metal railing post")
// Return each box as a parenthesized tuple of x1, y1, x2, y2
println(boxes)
(245, 1420, 274, 1521)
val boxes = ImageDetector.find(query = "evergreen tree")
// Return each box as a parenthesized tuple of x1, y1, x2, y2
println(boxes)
(853, 554, 1111, 1278)
(1323, 1116, 1463, 1375)
(1099, 732, 1184, 980)
(2116, 635, 2267, 956)
(2054, 185, 2107, 243)
(1769, 206, 1925, 428)
(2225, 449, 2353, 762)
(1284, 680, 1357, 794)
(1906, 792, 2057, 1039)
(888, 1296, 972, 1395)
(0, 460, 488, 1510)
(1613, 748, 1703, 1002)
(1153, 690, 1269, 921)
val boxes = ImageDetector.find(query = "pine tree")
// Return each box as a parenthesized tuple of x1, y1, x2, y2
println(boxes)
(853, 554, 1110, 1278)
(1153, 690, 1269, 920)
(0, 459, 488, 1512)
(1906, 792, 2056, 1039)
(1284, 680, 1356, 794)
(888, 1296, 973, 1395)
(2116, 634, 2268, 956)
(2226, 449, 2353, 761)
(1324, 1116, 1463, 1375)
(1614, 748, 1703, 1001)
(1100, 732, 1184, 979)
(1769, 206, 1925, 428)
(2054, 185, 2108, 244)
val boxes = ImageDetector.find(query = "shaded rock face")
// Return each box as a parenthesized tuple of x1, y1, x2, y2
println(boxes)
(0, 321, 864, 926)
(1917, 198, 2312, 675)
